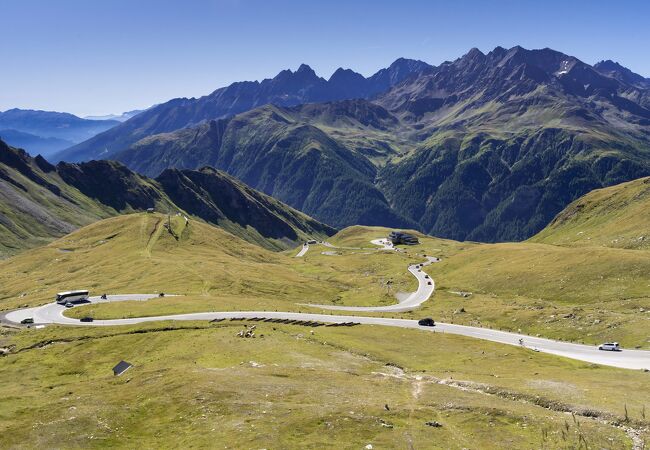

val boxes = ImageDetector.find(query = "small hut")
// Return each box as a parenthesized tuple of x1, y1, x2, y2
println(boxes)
(112, 360, 133, 376)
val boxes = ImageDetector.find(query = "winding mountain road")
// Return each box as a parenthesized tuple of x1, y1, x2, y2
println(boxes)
(5, 298, 650, 370)
(302, 256, 438, 312)
(295, 243, 309, 257)
(4, 239, 650, 371)
(297, 238, 435, 312)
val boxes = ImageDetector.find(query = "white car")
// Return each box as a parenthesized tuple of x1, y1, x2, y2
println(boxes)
(64, 302, 74, 308)
(598, 342, 621, 351)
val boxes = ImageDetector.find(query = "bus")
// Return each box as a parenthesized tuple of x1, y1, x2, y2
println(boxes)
(56, 290, 90, 305)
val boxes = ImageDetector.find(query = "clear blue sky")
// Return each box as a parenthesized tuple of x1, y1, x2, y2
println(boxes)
(2, 0, 649, 116)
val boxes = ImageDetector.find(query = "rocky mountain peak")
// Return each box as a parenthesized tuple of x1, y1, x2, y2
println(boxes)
(594, 59, 649, 86)
(465, 47, 485, 59)
(296, 63, 316, 75)
(329, 67, 365, 83)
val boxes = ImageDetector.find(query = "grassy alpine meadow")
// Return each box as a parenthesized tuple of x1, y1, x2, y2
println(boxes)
(0, 321, 647, 448)
(0, 213, 343, 312)
(18, 217, 649, 348)
(530, 176, 650, 250)
(297, 226, 650, 349)
(2, 211, 650, 448)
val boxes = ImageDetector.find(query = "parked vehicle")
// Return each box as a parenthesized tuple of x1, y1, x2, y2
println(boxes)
(418, 318, 435, 327)
(307, 240, 317, 244)
(20, 318, 34, 324)
(64, 302, 74, 308)
(56, 290, 89, 305)
(80, 317, 94, 323)
(598, 342, 621, 351)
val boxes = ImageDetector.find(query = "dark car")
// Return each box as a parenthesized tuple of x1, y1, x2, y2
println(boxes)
(80, 317, 94, 323)
(20, 318, 34, 325)
(418, 318, 435, 327)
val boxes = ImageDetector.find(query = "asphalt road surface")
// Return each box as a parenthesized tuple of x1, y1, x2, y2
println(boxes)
(5, 298, 650, 370)
(295, 243, 309, 257)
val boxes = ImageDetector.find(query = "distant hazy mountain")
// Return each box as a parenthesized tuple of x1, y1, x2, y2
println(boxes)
(0, 109, 119, 158)
(55, 58, 432, 162)
(0, 129, 74, 158)
(84, 109, 145, 122)
(112, 46, 650, 242)
(0, 138, 333, 257)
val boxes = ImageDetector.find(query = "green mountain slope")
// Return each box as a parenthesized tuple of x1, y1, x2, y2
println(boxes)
(0, 141, 119, 256)
(1, 214, 645, 448)
(118, 104, 416, 229)
(530, 176, 650, 249)
(111, 46, 650, 242)
(156, 166, 336, 249)
(0, 213, 336, 311)
(0, 140, 334, 257)
(375, 47, 650, 241)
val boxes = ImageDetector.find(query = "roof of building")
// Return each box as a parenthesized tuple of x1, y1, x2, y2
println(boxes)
(112, 360, 133, 376)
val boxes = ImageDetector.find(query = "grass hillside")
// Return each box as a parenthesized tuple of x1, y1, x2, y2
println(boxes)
(1, 216, 650, 446)
(155, 166, 335, 251)
(296, 225, 650, 349)
(0, 142, 117, 257)
(26, 219, 650, 350)
(530, 176, 650, 249)
(1, 140, 334, 257)
(2, 320, 645, 448)
(0, 213, 337, 312)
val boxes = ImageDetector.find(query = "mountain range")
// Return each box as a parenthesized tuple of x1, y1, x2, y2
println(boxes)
(55, 58, 432, 162)
(0, 129, 74, 156)
(0, 139, 333, 257)
(0, 109, 120, 158)
(84, 109, 145, 122)
(49, 47, 650, 242)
